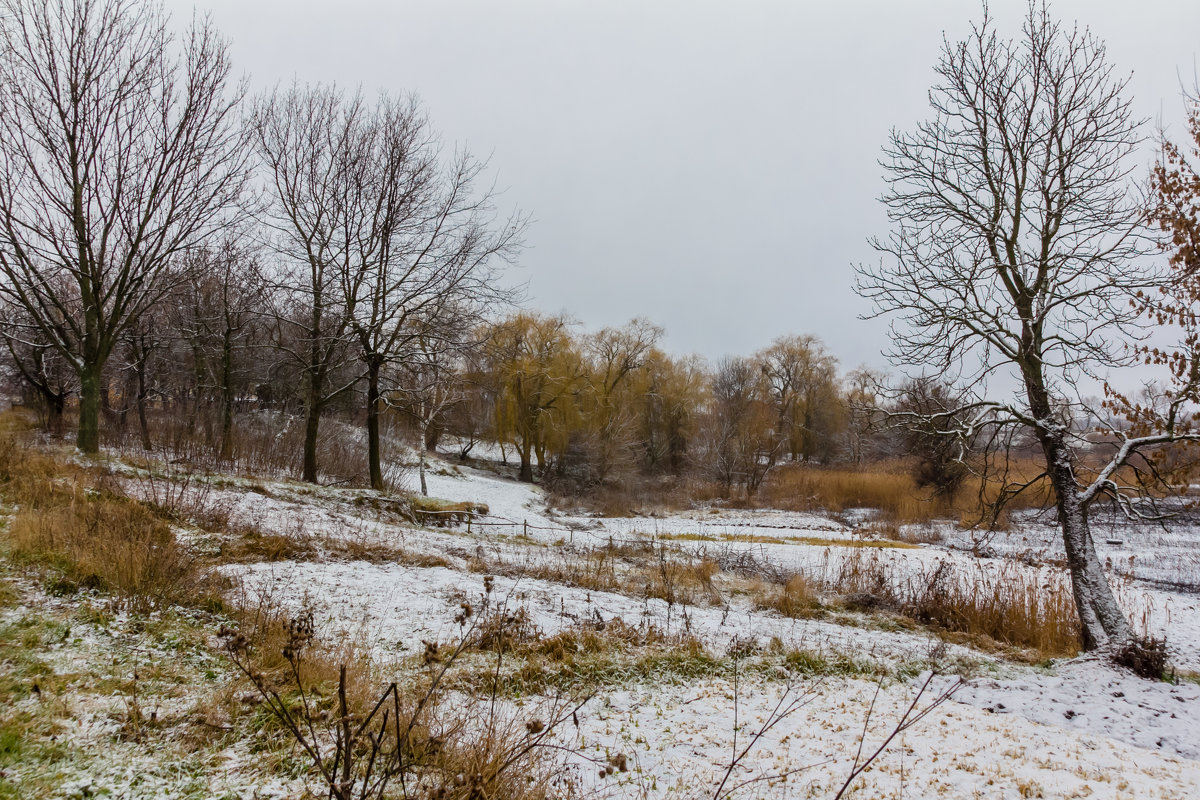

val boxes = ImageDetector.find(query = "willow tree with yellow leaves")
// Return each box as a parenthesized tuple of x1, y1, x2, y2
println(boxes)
(485, 313, 586, 483)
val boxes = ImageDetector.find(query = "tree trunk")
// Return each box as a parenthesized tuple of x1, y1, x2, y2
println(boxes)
(518, 439, 533, 482)
(136, 369, 151, 451)
(1024, 356, 1131, 650)
(424, 420, 441, 453)
(48, 392, 65, 436)
(366, 360, 384, 491)
(77, 363, 101, 454)
(1040, 431, 1131, 650)
(302, 372, 322, 484)
(417, 421, 429, 496)
(218, 329, 235, 462)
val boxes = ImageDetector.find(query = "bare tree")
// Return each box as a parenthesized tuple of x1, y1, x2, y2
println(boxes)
(855, 2, 1197, 649)
(338, 95, 523, 491)
(388, 316, 477, 496)
(706, 356, 772, 496)
(253, 85, 519, 488)
(251, 84, 361, 483)
(174, 235, 267, 461)
(0, 0, 248, 453)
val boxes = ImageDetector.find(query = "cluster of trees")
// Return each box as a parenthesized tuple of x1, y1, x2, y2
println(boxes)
(0, 0, 881, 497)
(443, 318, 858, 491)
(0, 0, 519, 492)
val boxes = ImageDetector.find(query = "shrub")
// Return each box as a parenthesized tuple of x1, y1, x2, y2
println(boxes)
(1112, 634, 1170, 680)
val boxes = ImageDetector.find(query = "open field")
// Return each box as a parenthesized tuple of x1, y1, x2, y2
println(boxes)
(3, 434, 1200, 798)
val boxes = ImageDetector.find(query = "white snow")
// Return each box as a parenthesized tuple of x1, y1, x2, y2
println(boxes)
(196, 453, 1200, 797)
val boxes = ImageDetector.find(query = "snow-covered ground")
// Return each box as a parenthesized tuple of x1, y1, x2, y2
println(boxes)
(188, 452, 1200, 797)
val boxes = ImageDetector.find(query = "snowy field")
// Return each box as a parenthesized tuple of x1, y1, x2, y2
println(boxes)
(165, 454, 1200, 799)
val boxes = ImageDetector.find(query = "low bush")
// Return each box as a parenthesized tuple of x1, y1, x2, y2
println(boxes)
(1112, 634, 1170, 680)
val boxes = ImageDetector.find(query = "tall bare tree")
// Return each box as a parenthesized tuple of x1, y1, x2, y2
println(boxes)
(338, 96, 523, 491)
(254, 85, 519, 488)
(251, 84, 361, 483)
(855, 2, 1198, 650)
(0, 0, 248, 453)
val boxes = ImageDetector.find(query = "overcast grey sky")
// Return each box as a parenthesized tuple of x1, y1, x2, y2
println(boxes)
(164, 0, 1200, 370)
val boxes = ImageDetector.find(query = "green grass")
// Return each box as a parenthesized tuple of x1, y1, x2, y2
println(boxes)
(449, 621, 909, 699)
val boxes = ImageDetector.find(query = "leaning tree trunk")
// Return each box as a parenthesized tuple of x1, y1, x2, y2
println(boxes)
(1021, 338, 1132, 650)
(1040, 431, 1132, 650)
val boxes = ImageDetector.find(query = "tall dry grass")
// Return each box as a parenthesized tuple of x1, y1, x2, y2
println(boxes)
(760, 464, 933, 522)
(0, 432, 204, 610)
(758, 548, 1082, 658)
(758, 458, 1065, 529)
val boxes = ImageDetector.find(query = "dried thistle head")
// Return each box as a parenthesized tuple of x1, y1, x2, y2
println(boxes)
(483, 575, 494, 594)
(422, 639, 441, 665)
(217, 626, 249, 655)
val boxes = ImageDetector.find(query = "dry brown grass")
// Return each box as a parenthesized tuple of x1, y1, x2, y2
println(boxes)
(758, 548, 1082, 659)
(217, 526, 321, 563)
(0, 433, 204, 610)
(761, 464, 933, 522)
(214, 586, 588, 800)
(757, 573, 824, 619)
